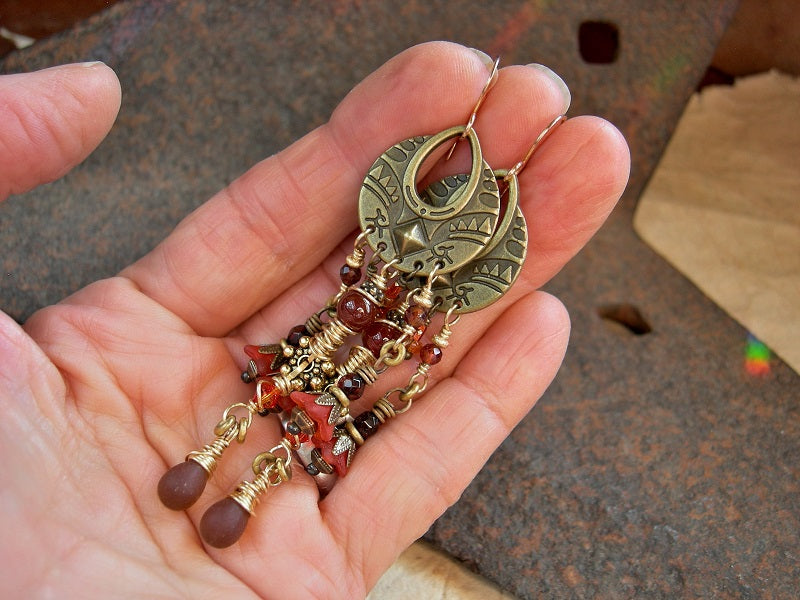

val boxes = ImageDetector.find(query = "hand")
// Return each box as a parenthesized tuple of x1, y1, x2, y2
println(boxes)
(0, 43, 629, 598)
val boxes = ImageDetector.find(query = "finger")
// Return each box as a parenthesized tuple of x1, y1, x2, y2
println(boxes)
(123, 42, 570, 336)
(320, 291, 571, 586)
(517, 115, 630, 286)
(0, 62, 121, 201)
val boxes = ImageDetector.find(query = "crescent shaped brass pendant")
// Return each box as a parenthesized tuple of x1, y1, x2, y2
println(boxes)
(358, 126, 501, 276)
(422, 169, 528, 313)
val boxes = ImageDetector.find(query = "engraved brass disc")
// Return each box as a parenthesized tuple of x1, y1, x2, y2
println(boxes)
(358, 126, 501, 276)
(423, 169, 528, 313)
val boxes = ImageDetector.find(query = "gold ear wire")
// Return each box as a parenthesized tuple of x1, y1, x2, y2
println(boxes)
(444, 56, 501, 161)
(504, 114, 567, 180)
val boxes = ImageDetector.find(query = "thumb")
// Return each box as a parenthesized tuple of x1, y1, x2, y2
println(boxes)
(0, 62, 121, 201)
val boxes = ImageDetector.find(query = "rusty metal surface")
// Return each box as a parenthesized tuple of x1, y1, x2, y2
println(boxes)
(4, 1, 798, 598)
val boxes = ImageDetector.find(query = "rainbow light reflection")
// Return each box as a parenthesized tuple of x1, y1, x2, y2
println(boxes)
(744, 334, 771, 376)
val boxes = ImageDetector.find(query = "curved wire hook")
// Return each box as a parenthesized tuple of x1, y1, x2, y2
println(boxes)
(505, 114, 567, 180)
(444, 56, 501, 161)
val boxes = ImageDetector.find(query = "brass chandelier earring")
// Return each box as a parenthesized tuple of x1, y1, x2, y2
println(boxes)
(157, 59, 566, 548)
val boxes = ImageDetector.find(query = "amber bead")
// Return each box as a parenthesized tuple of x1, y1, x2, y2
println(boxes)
(353, 411, 381, 440)
(362, 321, 401, 356)
(336, 289, 376, 332)
(287, 325, 308, 346)
(256, 379, 284, 412)
(200, 497, 250, 548)
(157, 460, 209, 511)
(420, 344, 443, 365)
(404, 305, 428, 329)
(338, 372, 366, 400)
(384, 283, 404, 306)
(339, 264, 361, 286)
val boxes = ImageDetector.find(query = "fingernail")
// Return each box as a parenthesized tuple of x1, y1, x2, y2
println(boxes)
(527, 63, 571, 114)
(469, 47, 495, 73)
(78, 61, 105, 68)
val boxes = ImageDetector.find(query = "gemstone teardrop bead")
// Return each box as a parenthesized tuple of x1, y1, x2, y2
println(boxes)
(200, 497, 250, 548)
(158, 460, 209, 510)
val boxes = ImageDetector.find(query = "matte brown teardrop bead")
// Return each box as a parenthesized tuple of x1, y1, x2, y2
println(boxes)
(200, 497, 250, 548)
(158, 460, 209, 511)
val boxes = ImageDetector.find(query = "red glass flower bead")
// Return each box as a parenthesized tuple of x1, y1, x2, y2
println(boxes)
(242, 344, 281, 381)
(362, 320, 401, 356)
(337, 289, 377, 332)
(339, 264, 361, 286)
(420, 343, 443, 365)
(318, 434, 354, 477)
(291, 390, 336, 441)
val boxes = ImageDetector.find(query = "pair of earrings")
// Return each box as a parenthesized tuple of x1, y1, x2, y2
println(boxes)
(158, 59, 566, 547)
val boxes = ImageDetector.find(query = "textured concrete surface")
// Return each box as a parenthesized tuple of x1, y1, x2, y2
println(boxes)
(4, 1, 798, 598)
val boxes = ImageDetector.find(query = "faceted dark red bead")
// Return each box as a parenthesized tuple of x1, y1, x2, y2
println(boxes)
(338, 372, 366, 400)
(353, 411, 380, 440)
(362, 320, 401, 356)
(339, 264, 361, 286)
(337, 289, 376, 332)
(287, 325, 308, 346)
(420, 344, 443, 365)
(404, 305, 428, 329)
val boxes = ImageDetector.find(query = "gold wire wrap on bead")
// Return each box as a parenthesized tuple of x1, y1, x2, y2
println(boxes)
(371, 397, 397, 423)
(229, 441, 294, 515)
(432, 303, 461, 348)
(187, 429, 236, 475)
(307, 316, 357, 360)
(345, 228, 373, 269)
(187, 402, 256, 474)
(271, 373, 296, 396)
(336, 345, 380, 384)
(304, 310, 327, 336)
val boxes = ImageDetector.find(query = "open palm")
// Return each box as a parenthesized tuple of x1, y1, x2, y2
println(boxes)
(0, 43, 629, 598)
